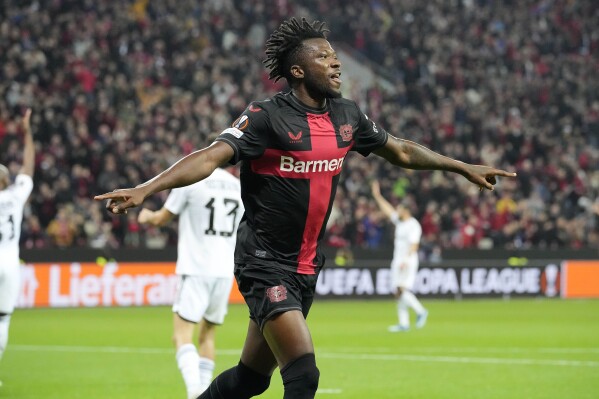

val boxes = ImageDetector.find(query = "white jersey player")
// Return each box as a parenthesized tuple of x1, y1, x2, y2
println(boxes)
(371, 180, 428, 332)
(0, 110, 34, 386)
(138, 162, 243, 399)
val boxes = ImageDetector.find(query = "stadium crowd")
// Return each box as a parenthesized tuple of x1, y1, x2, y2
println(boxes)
(0, 0, 597, 256)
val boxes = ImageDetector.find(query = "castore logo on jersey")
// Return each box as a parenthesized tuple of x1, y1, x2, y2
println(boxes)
(288, 130, 303, 143)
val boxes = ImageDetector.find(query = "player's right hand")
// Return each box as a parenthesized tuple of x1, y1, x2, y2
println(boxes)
(94, 188, 146, 215)
(137, 208, 153, 224)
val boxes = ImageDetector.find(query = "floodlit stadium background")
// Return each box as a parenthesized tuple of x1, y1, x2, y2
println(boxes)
(1, 1, 598, 398)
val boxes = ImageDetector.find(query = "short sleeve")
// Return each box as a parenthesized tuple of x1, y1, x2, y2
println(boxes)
(215, 103, 271, 164)
(351, 104, 389, 156)
(10, 174, 34, 202)
(164, 187, 188, 215)
(408, 220, 422, 244)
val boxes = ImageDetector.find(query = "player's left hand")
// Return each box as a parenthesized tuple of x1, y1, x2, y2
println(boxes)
(462, 165, 517, 191)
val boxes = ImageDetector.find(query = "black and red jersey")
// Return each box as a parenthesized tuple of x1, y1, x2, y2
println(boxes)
(216, 92, 388, 275)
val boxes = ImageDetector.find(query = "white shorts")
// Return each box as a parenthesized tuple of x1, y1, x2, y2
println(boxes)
(172, 275, 234, 325)
(0, 262, 20, 314)
(390, 259, 418, 291)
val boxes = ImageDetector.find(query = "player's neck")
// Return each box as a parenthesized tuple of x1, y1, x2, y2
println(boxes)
(291, 88, 326, 110)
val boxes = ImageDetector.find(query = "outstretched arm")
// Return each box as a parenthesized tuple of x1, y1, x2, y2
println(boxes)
(370, 180, 395, 219)
(138, 207, 175, 227)
(20, 109, 35, 177)
(94, 141, 234, 214)
(374, 134, 516, 190)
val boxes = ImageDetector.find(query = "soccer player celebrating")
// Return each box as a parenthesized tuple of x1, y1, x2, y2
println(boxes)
(137, 156, 243, 399)
(0, 109, 34, 387)
(95, 18, 516, 399)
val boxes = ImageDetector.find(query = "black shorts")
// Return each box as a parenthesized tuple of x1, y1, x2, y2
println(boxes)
(234, 262, 319, 331)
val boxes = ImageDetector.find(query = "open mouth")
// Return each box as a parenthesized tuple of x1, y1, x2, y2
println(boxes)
(330, 72, 342, 85)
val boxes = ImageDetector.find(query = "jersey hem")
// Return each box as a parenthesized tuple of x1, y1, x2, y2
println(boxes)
(235, 256, 322, 275)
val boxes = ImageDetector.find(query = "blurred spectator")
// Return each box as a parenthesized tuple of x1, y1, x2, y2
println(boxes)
(0, 0, 596, 253)
(46, 206, 78, 248)
(21, 214, 48, 249)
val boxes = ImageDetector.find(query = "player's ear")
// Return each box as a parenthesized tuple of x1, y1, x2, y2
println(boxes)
(290, 64, 304, 79)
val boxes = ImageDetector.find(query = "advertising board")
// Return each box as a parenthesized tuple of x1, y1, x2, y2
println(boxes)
(17, 260, 566, 308)
(17, 262, 244, 308)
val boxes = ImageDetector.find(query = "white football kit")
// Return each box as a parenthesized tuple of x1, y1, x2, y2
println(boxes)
(0, 174, 33, 314)
(389, 214, 422, 290)
(165, 168, 243, 324)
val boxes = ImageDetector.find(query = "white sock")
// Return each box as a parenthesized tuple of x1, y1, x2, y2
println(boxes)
(176, 344, 202, 399)
(401, 291, 425, 315)
(198, 357, 215, 392)
(0, 315, 10, 362)
(397, 299, 409, 328)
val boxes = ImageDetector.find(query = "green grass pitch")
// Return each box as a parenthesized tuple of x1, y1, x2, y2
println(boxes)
(2, 299, 598, 398)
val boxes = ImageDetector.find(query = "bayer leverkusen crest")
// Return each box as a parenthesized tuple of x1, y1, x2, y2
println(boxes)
(266, 285, 288, 303)
(339, 124, 353, 141)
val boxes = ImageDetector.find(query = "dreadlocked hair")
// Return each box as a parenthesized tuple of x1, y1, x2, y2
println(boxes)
(263, 17, 329, 82)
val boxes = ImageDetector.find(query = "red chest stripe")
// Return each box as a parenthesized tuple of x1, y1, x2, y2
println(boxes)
(250, 113, 352, 274)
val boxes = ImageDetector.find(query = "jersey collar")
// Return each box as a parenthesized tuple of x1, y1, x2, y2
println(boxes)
(287, 92, 329, 114)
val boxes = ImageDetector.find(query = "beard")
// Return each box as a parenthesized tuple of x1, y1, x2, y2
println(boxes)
(303, 73, 342, 99)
